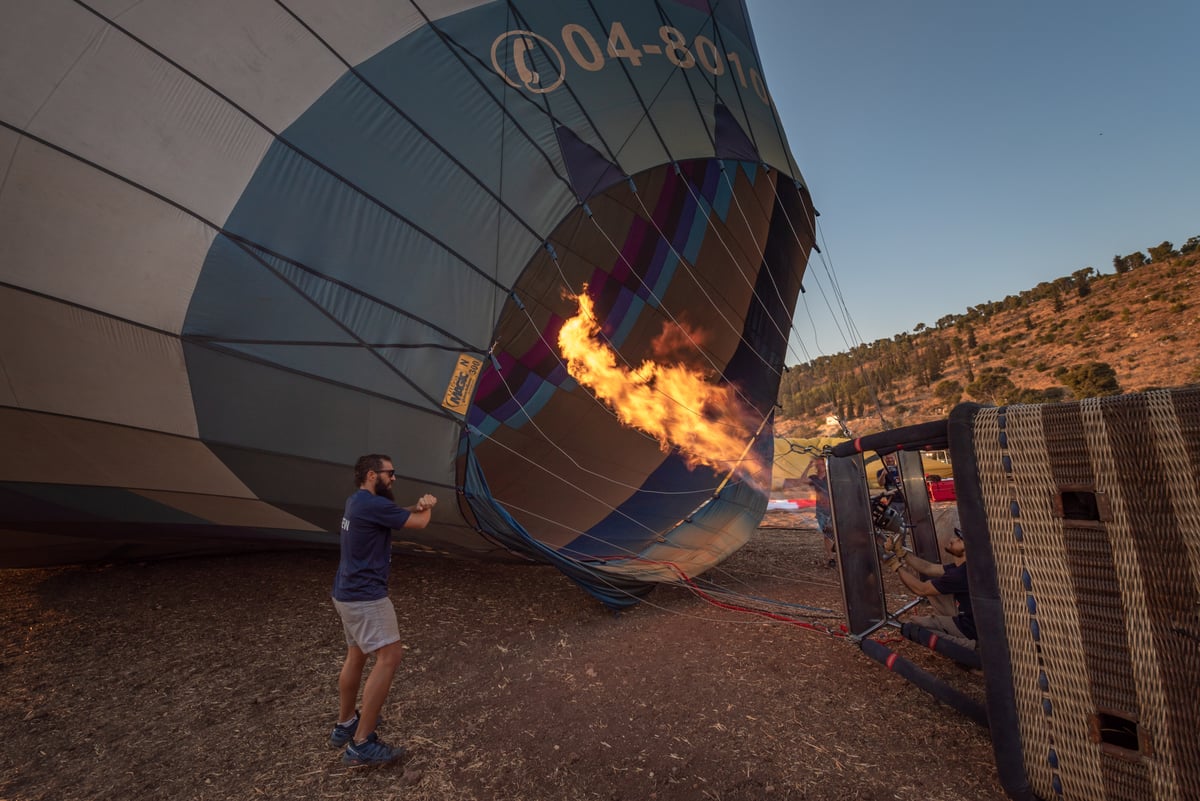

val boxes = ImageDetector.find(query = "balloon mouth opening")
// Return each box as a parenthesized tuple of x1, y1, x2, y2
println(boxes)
(461, 161, 808, 572)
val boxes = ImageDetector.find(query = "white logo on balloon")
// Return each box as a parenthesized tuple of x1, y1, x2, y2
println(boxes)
(491, 31, 566, 93)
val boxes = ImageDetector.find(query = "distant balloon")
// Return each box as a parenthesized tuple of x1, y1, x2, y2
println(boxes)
(0, 0, 816, 605)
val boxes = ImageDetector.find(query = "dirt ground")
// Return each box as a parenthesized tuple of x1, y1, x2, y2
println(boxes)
(0, 515, 1007, 801)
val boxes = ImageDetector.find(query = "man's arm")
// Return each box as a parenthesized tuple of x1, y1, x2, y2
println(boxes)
(888, 539, 946, 597)
(901, 553, 945, 577)
(400, 493, 438, 530)
(896, 562, 941, 597)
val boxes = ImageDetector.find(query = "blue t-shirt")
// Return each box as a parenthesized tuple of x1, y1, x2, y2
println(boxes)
(930, 561, 976, 640)
(332, 489, 412, 602)
(878, 464, 902, 491)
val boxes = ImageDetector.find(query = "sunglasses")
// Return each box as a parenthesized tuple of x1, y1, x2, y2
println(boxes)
(375, 468, 396, 477)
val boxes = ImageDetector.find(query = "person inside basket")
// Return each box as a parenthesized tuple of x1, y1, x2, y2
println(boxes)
(873, 453, 906, 519)
(888, 529, 976, 649)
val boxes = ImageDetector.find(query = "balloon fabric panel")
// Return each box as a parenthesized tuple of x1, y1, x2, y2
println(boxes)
(0, 1, 815, 608)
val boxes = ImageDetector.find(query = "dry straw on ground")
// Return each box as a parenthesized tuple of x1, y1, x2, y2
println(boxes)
(1, 521, 1004, 801)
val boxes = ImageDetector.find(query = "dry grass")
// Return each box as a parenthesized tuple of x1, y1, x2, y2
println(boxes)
(1, 522, 1005, 801)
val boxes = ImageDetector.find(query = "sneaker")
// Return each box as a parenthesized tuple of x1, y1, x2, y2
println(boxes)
(329, 711, 384, 748)
(343, 732, 406, 767)
(329, 713, 359, 749)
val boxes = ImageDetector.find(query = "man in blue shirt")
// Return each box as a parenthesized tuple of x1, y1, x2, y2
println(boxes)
(329, 453, 438, 766)
(891, 530, 976, 649)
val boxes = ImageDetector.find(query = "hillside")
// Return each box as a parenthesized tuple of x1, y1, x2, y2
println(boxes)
(776, 239, 1200, 438)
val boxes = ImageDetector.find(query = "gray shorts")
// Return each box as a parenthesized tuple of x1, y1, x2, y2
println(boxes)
(332, 596, 401, 654)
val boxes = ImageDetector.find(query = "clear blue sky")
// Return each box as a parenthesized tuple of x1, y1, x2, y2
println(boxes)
(747, 0, 1200, 365)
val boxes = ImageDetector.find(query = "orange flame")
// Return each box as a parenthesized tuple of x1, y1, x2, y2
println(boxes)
(557, 289, 765, 481)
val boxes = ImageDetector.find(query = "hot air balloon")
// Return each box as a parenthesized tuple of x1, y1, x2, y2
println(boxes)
(0, 0, 816, 606)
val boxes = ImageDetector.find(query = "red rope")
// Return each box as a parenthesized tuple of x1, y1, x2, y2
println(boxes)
(591, 554, 847, 638)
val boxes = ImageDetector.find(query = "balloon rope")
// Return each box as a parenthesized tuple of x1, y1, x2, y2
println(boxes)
(70, 0, 517, 297)
(641, 0, 816, 377)
(410, 0, 797, 442)
(598, 552, 847, 636)
(575, 0, 793, 391)
(0, 124, 474, 424)
(480, 359, 723, 496)
(491, 492, 849, 635)
(409, 0, 787, 439)
(581, 212, 774, 427)
(464, 423, 848, 622)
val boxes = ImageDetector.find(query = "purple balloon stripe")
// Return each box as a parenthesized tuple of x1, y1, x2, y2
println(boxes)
(489, 370, 544, 421)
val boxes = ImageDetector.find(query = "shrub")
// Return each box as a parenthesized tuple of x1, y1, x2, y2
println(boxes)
(935, 379, 964, 407)
(967, 371, 1019, 404)
(1059, 361, 1121, 398)
(1013, 387, 1068, 405)
(1043, 387, 1068, 402)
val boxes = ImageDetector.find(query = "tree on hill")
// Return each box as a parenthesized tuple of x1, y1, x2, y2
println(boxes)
(1009, 387, 1069, 405)
(1113, 251, 1148, 273)
(967, 369, 1018, 405)
(1058, 361, 1121, 399)
(774, 245, 1190, 430)
(935, 379, 963, 407)
(1072, 267, 1094, 297)
(1147, 241, 1176, 262)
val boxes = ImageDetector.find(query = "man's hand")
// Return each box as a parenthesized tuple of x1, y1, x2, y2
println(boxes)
(888, 556, 906, 572)
(885, 536, 905, 557)
(415, 494, 438, 512)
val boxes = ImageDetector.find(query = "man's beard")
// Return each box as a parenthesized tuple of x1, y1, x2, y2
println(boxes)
(375, 479, 394, 500)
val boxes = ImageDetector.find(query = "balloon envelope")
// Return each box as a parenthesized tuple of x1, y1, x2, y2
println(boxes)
(0, 0, 815, 604)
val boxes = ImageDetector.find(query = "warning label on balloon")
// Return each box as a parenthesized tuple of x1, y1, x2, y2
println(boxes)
(442, 354, 484, 415)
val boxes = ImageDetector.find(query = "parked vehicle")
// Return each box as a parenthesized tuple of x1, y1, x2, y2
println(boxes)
(925, 474, 957, 502)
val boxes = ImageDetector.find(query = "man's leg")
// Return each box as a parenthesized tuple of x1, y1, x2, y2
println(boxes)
(338, 645, 367, 723)
(816, 509, 835, 566)
(910, 614, 975, 650)
(356, 641, 403, 742)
